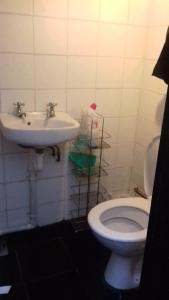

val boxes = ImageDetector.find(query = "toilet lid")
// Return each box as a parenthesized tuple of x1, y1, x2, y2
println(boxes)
(144, 135, 160, 197)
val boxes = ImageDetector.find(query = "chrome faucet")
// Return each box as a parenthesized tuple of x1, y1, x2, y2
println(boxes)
(46, 102, 57, 118)
(14, 102, 26, 118)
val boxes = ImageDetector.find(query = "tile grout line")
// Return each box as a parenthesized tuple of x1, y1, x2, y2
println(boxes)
(0, 10, 152, 27)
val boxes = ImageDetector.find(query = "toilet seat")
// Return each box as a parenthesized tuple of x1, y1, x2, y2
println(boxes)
(88, 197, 150, 243)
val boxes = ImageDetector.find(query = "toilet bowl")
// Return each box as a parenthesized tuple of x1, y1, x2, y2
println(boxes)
(88, 135, 160, 290)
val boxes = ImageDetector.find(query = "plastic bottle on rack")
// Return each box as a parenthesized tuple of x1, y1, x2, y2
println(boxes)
(87, 103, 99, 148)
(75, 102, 99, 150)
(74, 106, 89, 151)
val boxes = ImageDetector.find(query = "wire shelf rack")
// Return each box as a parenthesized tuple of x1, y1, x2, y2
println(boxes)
(69, 112, 111, 219)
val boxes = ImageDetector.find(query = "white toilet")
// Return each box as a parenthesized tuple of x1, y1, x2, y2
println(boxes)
(88, 135, 160, 290)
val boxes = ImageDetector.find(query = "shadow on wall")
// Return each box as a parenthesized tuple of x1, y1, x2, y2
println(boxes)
(155, 94, 166, 128)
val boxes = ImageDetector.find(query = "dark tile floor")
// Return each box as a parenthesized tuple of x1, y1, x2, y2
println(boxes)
(0, 220, 140, 300)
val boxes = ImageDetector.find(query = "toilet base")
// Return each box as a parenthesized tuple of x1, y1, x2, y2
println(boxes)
(104, 252, 143, 290)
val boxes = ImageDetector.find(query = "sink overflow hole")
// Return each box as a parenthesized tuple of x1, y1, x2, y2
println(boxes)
(27, 122, 31, 125)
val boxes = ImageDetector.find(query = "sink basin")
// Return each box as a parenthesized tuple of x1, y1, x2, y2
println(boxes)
(0, 112, 80, 147)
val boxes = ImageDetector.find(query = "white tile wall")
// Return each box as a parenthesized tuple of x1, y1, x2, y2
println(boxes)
(0, 212, 7, 230)
(34, 18, 67, 55)
(133, 144, 145, 174)
(68, 56, 97, 88)
(0, 135, 2, 154)
(112, 167, 131, 191)
(100, 0, 129, 23)
(34, 0, 68, 18)
(0, 156, 4, 183)
(6, 181, 29, 209)
(96, 57, 124, 88)
(0, 0, 33, 14)
(130, 168, 144, 191)
(121, 89, 140, 117)
(136, 118, 155, 147)
(35, 55, 67, 88)
(125, 26, 146, 58)
(37, 177, 64, 204)
(128, 0, 149, 25)
(4, 154, 28, 183)
(0, 0, 164, 231)
(123, 59, 143, 88)
(148, 0, 169, 26)
(116, 142, 134, 167)
(68, 20, 98, 56)
(96, 89, 122, 117)
(0, 54, 34, 89)
(7, 207, 29, 228)
(118, 117, 137, 142)
(0, 15, 33, 53)
(98, 24, 126, 57)
(38, 201, 64, 226)
(0, 184, 6, 211)
(69, 0, 100, 21)
(104, 118, 119, 144)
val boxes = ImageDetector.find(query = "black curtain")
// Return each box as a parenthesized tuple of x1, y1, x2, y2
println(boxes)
(140, 87, 169, 299)
(139, 27, 169, 299)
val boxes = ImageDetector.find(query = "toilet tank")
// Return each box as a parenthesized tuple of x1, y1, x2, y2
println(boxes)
(144, 135, 160, 197)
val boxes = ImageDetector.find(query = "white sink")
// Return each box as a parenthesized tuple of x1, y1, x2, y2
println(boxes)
(0, 112, 80, 147)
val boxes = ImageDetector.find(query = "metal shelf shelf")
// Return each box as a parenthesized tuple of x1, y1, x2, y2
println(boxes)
(73, 138, 111, 153)
(71, 166, 108, 178)
(69, 112, 111, 219)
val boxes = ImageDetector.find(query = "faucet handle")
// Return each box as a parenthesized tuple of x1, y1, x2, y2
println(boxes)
(13, 102, 25, 107)
(47, 102, 57, 108)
